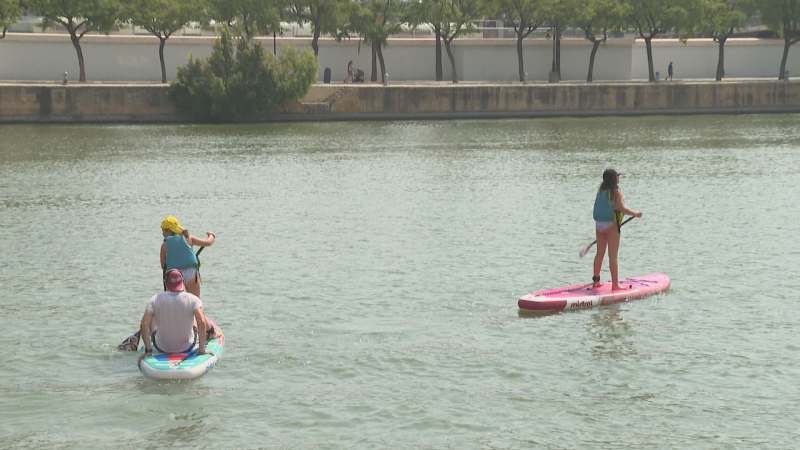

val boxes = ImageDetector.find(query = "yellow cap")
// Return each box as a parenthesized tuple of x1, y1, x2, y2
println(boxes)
(161, 216, 186, 234)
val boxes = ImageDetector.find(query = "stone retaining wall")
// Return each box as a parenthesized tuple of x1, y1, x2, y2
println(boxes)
(1, 81, 798, 123)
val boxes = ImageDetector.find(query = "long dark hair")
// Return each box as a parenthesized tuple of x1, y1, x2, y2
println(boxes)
(597, 169, 619, 198)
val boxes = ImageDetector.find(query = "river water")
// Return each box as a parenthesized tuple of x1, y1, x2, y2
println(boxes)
(2, 115, 799, 449)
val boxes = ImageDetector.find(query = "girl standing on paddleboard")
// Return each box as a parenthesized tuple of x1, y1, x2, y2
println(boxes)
(161, 216, 219, 338)
(592, 169, 642, 290)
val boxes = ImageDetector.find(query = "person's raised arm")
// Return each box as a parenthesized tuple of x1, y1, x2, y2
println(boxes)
(189, 232, 215, 247)
(615, 190, 642, 218)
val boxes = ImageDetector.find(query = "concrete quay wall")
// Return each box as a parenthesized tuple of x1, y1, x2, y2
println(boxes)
(0, 84, 179, 123)
(1, 81, 799, 124)
(321, 81, 800, 120)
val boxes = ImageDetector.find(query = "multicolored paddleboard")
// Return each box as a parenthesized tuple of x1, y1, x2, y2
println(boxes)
(138, 319, 225, 379)
(518, 274, 671, 312)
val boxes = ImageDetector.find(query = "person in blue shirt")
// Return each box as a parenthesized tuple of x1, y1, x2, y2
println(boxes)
(160, 216, 219, 338)
(592, 169, 642, 290)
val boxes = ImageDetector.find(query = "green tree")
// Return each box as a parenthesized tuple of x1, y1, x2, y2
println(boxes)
(274, 44, 319, 103)
(759, 0, 800, 79)
(285, 0, 349, 57)
(168, 29, 318, 121)
(123, 0, 202, 83)
(573, 0, 628, 82)
(0, 0, 21, 38)
(495, 0, 547, 82)
(697, 0, 756, 81)
(26, 0, 121, 82)
(348, 0, 405, 83)
(624, 0, 692, 81)
(441, 0, 485, 83)
(207, 0, 281, 38)
(408, 0, 446, 80)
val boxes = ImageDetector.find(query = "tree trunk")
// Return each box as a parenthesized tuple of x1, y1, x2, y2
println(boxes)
(645, 37, 655, 81)
(371, 42, 378, 82)
(587, 40, 600, 82)
(311, 29, 320, 57)
(516, 31, 525, 82)
(377, 45, 387, 84)
(68, 27, 86, 82)
(435, 26, 443, 81)
(779, 37, 791, 80)
(549, 33, 559, 82)
(444, 39, 457, 83)
(716, 37, 726, 81)
(159, 36, 168, 83)
(555, 36, 561, 73)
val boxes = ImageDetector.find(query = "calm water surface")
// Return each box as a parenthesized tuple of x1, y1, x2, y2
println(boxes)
(1, 115, 799, 449)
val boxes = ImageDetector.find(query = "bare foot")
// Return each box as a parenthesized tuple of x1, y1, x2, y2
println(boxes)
(611, 285, 628, 291)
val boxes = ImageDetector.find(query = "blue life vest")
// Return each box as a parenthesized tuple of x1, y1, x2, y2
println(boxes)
(165, 235, 199, 270)
(593, 190, 618, 222)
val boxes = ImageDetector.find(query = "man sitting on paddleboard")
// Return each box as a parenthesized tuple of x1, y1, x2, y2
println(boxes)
(138, 270, 213, 364)
(592, 169, 642, 291)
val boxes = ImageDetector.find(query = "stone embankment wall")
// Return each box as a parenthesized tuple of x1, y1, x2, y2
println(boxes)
(314, 81, 800, 120)
(1, 81, 799, 123)
(0, 84, 179, 122)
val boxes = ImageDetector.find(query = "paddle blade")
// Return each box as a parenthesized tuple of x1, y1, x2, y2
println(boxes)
(116, 331, 141, 351)
(579, 243, 594, 259)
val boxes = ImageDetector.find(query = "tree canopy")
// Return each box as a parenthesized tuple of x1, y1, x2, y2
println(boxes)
(0, 0, 20, 38)
(207, 0, 281, 38)
(759, 0, 800, 79)
(284, 0, 350, 57)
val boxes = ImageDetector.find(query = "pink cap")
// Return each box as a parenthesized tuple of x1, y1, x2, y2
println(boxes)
(164, 269, 185, 292)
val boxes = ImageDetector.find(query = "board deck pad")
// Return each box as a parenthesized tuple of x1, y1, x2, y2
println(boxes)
(518, 274, 671, 312)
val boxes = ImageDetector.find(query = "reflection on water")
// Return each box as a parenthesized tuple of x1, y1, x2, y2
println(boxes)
(587, 306, 636, 360)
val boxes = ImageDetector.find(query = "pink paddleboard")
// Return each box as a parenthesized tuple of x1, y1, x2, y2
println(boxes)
(518, 273, 671, 312)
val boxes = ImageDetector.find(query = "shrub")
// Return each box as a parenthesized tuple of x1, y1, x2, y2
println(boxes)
(168, 29, 319, 122)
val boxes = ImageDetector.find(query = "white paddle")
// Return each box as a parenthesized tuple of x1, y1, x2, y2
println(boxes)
(579, 217, 635, 258)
